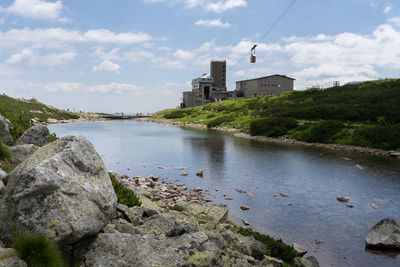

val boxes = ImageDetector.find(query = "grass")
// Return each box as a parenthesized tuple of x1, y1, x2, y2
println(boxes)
(0, 140, 11, 160)
(109, 172, 141, 207)
(12, 231, 64, 267)
(236, 227, 297, 264)
(168, 205, 185, 212)
(155, 79, 400, 151)
(0, 94, 80, 142)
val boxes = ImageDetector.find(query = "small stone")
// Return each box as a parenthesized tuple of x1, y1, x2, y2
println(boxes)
(315, 239, 324, 245)
(336, 196, 350, 202)
(346, 204, 354, 208)
(193, 187, 203, 192)
(242, 219, 250, 225)
(293, 242, 307, 256)
(247, 192, 255, 198)
(288, 203, 293, 206)
(196, 170, 204, 177)
(127, 168, 131, 170)
(157, 166, 165, 169)
(280, 193, 289, 197)
(180, 172, 189, 176)
(273, 194, 277, 197)
(235, 188, 246, 194)
(215, 188, 219, 191)
(371, 203, 378, 209)
(240, 206, 250, 210)
(173, 167, 187, 170)
(224, 197, 233, 200)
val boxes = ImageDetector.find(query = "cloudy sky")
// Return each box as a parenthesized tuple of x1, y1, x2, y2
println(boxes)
(0, 0, 399, 113)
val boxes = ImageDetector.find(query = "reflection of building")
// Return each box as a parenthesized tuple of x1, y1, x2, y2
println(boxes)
(235, 75, 295, 98)
(181, 61, 235, 108)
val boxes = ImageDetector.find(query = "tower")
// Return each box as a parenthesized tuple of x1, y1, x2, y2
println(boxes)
(210, 60, 226, 90)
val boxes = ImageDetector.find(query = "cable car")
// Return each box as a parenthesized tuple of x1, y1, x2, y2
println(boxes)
(250, 45, 257, 63)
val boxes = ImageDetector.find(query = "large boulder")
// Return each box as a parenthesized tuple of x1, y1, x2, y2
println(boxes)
(9, 144, 39, 163)
(78, 231, 222, 266)
(0, 134, 117, 247)
(0, 115, 12, 145)
(15, 125, 50, 147)
(366, 218, 400, 250)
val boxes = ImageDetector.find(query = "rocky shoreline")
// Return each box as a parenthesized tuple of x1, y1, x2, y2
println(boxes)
(147, 118, 400, 159)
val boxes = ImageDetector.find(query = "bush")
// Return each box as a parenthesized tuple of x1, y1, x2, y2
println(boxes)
(0, 140, 11, 160)
(352, 123, 400, 150)
(109, 172, 141, 207)
(249, 117, 298, 137)
(164, 109, 194, 119)
(206, 113, 217, 119)
(12, 231, 64, 267)
(237, 227, 297, 263)
(206, 115, 235, 128)
(296, 120, 344, 143)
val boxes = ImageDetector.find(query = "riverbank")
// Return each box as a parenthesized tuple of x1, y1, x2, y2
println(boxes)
(145, 118, 400, 159)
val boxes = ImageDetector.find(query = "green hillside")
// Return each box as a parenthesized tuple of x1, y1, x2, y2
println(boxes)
(155, 79, 400, 151)
(0, 95, 80, 142)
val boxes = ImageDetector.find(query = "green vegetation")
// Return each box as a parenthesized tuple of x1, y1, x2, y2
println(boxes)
(0, 140, 11, 161)
(237, 227, 297, 264)
(168, 205, 185, 212)
(12, 231, 64, 267)
(109, 172, 141, 207)
(0, 94, 80, 141)
(155, 79, 400, 150)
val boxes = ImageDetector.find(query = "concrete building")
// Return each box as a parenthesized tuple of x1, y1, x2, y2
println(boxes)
(235, 74, 295, 98)
(181, 61, 234, 108)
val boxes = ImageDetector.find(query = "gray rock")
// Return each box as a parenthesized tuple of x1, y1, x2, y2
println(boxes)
(0, 134, 117, 247)
(0, 170, 6, 181)
(0, 115, 12, 145)
(366, 218, 400, 250)
(293, 242, 308, 256)
(9, 144, 39, 163)
(0, 247, 27, 267)
(302, 256, 320, 267)
(78, 231, 221, 266)
(0, 180, 4, 193)
(15, 125, 50, 147)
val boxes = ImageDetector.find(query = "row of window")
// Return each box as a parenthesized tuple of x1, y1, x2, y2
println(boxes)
(261, 84, 281, 87)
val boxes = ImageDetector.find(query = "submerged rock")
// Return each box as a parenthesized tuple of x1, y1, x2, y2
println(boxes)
(336, 196, 350, 202)
(302, 256, 320, 267)
(366, 218, 400, 250)
(293, 242, 307, 256)
(196, 170, 204, 177)
(0, 134, 117, 247)
(280, 193, 289, 197)
(15, 125, 50, 147)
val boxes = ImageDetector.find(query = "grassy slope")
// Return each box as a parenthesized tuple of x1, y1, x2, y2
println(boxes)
(0, 95, 80, 141)
(154, 79, 400, 151)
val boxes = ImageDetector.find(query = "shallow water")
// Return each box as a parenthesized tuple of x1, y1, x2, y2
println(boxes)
(49, 120, 400, 266)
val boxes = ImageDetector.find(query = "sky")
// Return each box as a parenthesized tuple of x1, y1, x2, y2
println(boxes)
(0, 0, 399, 113)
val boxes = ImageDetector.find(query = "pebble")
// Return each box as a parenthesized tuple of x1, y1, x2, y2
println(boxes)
(346, 204, 354, 208)
(235, 188, 246, 194)
(370, 203, 378, 209)
(224, 197, 233, 200)
(174, 167, 187, 170)
(240, 206, 250, 210)
(157, 166, 165, 169)
(336, 196, 350, 202)
(196, 170, 204, 177)
(280, 193, 289, 197)
(315, 239, 324, 245)
(180, 172, 189, 176)
(242, 219, 250, 226)
(215, 188, 219, 191)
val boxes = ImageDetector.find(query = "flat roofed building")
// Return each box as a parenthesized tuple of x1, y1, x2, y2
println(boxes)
(236, 74, 295, 98)
(210, 60, 226, 89)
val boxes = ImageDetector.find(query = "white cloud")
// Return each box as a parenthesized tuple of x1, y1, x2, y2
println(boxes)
(6, 48, 76, 66)
(86, 82, 139, 94)
(144, 0, 247, 13)
(174, 49, 195, 60)
(383, 6, 391, 14)
(0, 28, 153, 49)
(1, 0, 63, 20)
(195, 19, 231, 28)
(207, 0, 247, 13)
(92, 60, 120, 73)
(40, 81, 140, 94)
(160, 60, 185, 69)
(369, 1, 378, 8)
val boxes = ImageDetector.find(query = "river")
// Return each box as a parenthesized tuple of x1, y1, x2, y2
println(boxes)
(49, 120, 400, 267)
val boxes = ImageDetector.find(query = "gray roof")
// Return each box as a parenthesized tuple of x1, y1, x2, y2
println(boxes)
(236, 74, 295, 83)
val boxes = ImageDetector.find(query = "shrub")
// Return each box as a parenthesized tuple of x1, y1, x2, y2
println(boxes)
(109, 172, 141, 207)
(296, 120, 344, 143)
(206, 113, 217, 119)
(237, 227, 297, 263)
(0, 140, 11, 160)
(249, 117, 298, 137)
(206, 115, 235, 128)
(50, 133, 58, 142)
(168, 205, 185, 212)
(164, 109, 194, 119)
(352, 123, 400, 150)
(12, 231, 64, 267)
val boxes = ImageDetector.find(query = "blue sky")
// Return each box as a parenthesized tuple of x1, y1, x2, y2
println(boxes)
(0, 0, 399, 113)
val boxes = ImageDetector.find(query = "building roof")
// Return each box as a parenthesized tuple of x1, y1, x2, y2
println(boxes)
(236, 74, 295, 83)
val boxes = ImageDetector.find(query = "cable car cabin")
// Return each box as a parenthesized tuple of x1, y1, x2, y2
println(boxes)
(250, 44, 257, 63)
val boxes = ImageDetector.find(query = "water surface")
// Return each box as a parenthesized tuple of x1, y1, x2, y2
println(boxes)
(49, 120, 400, 267)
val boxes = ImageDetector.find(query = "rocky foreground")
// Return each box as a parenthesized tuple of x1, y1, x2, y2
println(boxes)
(0, 123, 321, 266)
